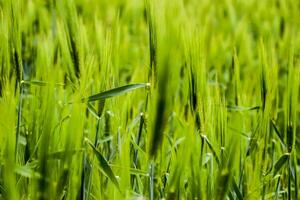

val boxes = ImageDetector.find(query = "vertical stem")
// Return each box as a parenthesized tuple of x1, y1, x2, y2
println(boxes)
(149, 161, 155, 200)
(134, 113, 144, 167)
(293, 155, 298, 199)
(80, 149, 86, 200)
(94, 118, 101, 147)
(288, 159, 291, 200)
(132, 113, 144, 191)
(85, 118, 101, 199)
(15, 82, 23, 161)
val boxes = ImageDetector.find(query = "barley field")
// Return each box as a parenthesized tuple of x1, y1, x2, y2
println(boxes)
(0, 0, 299, 199)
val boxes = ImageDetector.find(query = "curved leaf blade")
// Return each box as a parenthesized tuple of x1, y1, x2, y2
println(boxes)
(85, 138, 120, 191)
(232, 179, 243, 200)
(83, 83, 150, 102)
(273, 153, 290, 176)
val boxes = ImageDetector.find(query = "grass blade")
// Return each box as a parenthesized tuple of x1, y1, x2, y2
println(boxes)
(271, 119, 285, 147)
(232, 179, 243, 200)
(273, 153, 290, 176)
(85, 138, 120, 191)
(226, 105, 260, 112)
(21, 80, 65, 87)
(202, 135, 220, 166)
(82, 83, 150, 102)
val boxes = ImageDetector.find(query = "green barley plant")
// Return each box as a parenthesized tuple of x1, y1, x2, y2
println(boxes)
(0, 0, 299, 199)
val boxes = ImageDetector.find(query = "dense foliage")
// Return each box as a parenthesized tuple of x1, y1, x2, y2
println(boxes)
(0, 0, 299, 199)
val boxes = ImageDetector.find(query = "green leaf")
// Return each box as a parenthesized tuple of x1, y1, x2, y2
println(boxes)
(232, 179, 243, 200)
(87, 103, 100, 119)
(271, 119, 285, 147)
(202, 135, 220, 166)
(273, 153, 290, 176)
(85, 138, 120, 191)
(286, 123, 294, 153)
(82, 83, 150, 103)
(21, 80, 64, 87)
(226, 105, 260, 112)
